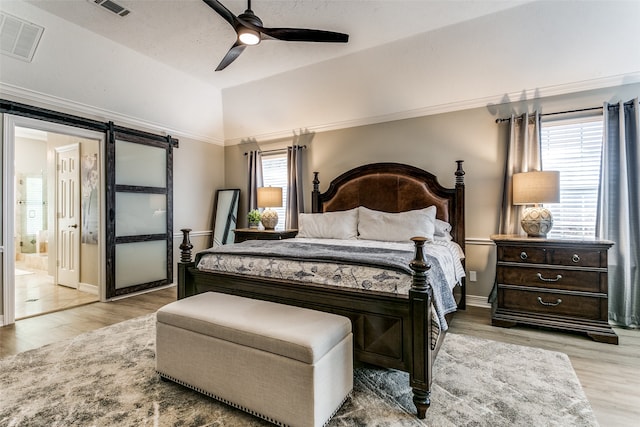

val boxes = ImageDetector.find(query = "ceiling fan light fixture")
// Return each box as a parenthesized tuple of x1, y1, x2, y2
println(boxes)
(203, 0, 349, 70)
(238, 27, 260, 45)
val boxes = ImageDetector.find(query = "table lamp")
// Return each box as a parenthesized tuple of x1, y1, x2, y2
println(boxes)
(513, 171, 560, 237)
(257, 186, 283, 230)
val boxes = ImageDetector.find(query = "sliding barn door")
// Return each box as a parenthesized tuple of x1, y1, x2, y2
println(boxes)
(106, 128, 173, 298)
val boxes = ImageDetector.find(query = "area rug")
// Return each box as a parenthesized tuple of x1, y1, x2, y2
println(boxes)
(0, 314, 598, 426)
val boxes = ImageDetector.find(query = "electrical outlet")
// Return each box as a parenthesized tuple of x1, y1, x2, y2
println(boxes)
(469, 271, 477, 282)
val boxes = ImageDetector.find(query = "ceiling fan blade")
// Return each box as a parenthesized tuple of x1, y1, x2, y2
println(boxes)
(202, 0, 238, 28)
(260, 27, 349, 43)
(215, 42, 246, 71)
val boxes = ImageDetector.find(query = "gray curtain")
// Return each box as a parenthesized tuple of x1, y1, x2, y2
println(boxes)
(285, 145, 304, 230)
(247, 150, 263, 212)
(597, 98, 639, 328)
(499, 111, 542, 235)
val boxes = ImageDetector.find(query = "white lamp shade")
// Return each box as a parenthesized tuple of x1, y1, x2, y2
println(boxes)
(257, 187, 283, 208)
(513, 171, 560, 205)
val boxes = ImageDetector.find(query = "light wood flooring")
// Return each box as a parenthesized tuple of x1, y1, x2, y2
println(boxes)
(14, 262, 98, 319)
(0, 289, 637, 427)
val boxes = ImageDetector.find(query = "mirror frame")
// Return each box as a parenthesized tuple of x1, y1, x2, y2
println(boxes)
(211, 189, 240, 246)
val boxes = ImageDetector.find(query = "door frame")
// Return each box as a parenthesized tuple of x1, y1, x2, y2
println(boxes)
(2, 114, 106, 326)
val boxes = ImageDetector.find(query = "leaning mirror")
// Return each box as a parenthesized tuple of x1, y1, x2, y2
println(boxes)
(211, 189, 240, 246)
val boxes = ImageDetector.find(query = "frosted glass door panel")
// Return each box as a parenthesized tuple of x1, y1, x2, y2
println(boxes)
(115, 140, 166, 187)
(115, 193, 166, 236)
(115, 241, 166, 288)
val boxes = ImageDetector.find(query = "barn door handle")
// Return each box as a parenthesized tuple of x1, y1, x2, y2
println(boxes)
(537, 297, 562, 307)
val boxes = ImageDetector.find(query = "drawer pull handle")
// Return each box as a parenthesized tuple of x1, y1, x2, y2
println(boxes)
(537, 297, 562, 307)
(572, 254, 580, 263)
(537, 273, 562, 282)
(520, 252, 528, 260)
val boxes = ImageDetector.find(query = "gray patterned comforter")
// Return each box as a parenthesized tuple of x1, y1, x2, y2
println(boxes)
(196, 238, 462, 331)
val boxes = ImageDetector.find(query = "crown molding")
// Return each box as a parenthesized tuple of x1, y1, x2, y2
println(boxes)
(0, 83, 225, 146)
(3, 72, 638, 148)
(224, 73, 640, 145)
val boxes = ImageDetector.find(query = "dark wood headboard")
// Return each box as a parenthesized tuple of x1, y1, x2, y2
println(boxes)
(311, 162, 466, 249)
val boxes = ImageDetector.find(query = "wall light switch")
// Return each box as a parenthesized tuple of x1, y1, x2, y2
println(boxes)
(469, 271, 477, 282)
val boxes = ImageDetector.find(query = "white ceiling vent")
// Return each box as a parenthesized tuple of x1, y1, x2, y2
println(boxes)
(0, 13, 44, 62)
(90, 0, 131, 17)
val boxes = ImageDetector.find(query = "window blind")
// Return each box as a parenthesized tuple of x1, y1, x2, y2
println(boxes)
(261, 154, 288, 230)
(540, 116, 603, 239)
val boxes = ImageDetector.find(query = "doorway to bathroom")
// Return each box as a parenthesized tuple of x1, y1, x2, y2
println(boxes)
(5, 117, 105, 322)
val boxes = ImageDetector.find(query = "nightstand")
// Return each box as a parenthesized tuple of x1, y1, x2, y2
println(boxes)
(234, 228, 298, 243)
(491, 234, 617, 344)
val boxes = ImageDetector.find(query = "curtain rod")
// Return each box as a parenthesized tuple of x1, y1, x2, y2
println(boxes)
(494, 100, 635, 123)
(244, 145, 306, 156)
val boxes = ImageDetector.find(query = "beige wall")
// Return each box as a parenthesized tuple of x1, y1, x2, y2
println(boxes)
(172, 137, 226, 283)
(78, 139, 99, 287)
(224, 83, 640, 303)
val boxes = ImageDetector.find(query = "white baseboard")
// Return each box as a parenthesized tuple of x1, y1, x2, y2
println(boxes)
(79, 282, 98, 295)
(466, 294, 491, 309)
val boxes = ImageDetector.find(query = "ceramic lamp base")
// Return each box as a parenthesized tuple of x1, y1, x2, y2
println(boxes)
(521, 206, 554, 237)
(261, 208, 278, 230)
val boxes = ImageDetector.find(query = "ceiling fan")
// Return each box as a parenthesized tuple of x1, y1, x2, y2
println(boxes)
(202, 0, 349, 71)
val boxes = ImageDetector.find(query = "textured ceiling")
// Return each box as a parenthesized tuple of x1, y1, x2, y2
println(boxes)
(24, 0, 528, 89)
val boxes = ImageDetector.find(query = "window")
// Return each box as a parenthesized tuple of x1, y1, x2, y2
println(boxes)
(261, 153, 287, 230)
(540, 115, 603, 239)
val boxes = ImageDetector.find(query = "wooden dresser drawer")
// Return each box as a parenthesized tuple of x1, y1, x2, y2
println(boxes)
(499, 246, 547, 264)
(498, 266, 604, 292)
(499, 245, 606, 268)
(547, 247, 606, 268)
(500, 288, 602, 320)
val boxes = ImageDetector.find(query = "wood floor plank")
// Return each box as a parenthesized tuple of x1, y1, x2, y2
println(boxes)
(1, 291, 637, 426)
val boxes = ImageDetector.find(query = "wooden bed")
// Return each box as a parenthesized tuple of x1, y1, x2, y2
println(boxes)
(177, 161, 466, 419)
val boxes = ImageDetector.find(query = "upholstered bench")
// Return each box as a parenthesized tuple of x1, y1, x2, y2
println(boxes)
(156, 291, 353, 427)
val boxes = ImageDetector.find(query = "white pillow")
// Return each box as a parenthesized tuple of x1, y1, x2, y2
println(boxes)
(296, 208, 358, 240)
(435, 219, 453, 240)
(358, 206, 436, 242)
(434, 233, 453, 242)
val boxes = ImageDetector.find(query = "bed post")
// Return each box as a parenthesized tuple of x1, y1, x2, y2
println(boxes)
(311, 171, 321, 213)
(409, 236, 433, 419)
(178, 228, 196, 299)
(455, 160, 466, 310)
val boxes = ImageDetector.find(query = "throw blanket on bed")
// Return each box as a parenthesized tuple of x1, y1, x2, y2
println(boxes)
(195, 240, 457, 330)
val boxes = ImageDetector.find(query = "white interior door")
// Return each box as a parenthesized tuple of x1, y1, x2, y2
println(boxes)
(56, 144, 80, 288)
